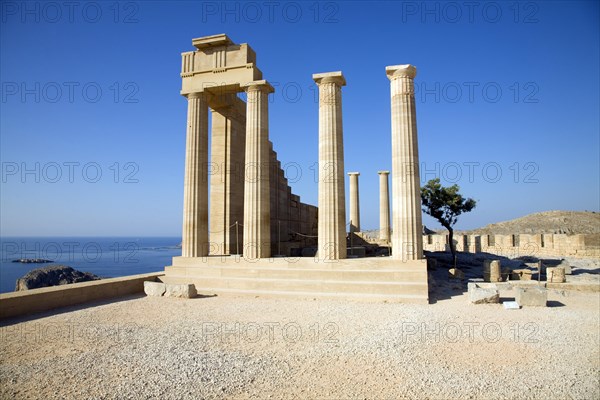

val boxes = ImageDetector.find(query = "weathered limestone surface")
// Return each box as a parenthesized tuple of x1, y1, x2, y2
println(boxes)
(314, 71, 347, 260)
(515, 286, 547, 307)
(209, 95, 246, 255)
(269, 142, 318, 256)
(387, 64, 424, 261)
(164, 283, 198, 298)
(181, 35, 317, 257)
(423, 232, 600, 258)
(483, 259, 502, 282)
(547, 267, 566, 283)
(144, 281, 166, 297)
(181, 92, 209, 257)
(242, 80, 274, 259)
(164, 35, 431, 304)
(348, 172, 360, 233)
(378, 171, 391, 242)
(468, 283, 500, 304)
(558, 260, 572, 274)
(511, 269, 533, 281)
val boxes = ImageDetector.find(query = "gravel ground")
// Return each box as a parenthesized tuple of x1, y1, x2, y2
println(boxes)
(1, 284, 599, 399)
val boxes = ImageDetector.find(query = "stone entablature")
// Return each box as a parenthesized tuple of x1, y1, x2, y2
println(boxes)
(181, 34, 316, 258)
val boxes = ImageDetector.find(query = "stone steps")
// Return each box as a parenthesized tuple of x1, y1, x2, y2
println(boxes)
(162, 256, 429, 303)
(170, 255, 421, 270)
(162, 275, 425, 295)
(159, 277, 428, 303)
(164, 265, 426, 282)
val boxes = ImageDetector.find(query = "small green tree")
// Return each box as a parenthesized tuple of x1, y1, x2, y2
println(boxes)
(421, 178, 476, 267)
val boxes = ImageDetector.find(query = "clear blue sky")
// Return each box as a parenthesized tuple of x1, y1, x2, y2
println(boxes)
(1, 1, 599, 236)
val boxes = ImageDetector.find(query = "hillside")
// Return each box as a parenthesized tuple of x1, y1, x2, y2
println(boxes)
(462, 210, 600, 235)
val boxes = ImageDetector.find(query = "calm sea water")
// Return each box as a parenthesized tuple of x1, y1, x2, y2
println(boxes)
(0, 237, 181, 294)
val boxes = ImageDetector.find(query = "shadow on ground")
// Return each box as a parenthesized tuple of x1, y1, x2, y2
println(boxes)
(426, 251, 561, 304)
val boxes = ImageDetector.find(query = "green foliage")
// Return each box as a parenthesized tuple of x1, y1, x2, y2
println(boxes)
(420, 178, 476, 230)
(421, 178, 476, 263)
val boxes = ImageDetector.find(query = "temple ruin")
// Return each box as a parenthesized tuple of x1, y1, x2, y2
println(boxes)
(163, 34, 428, 303)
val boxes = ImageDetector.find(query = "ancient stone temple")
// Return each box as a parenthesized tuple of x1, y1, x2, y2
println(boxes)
(164, 34, 428, 303)
(179, 34, 317, 259)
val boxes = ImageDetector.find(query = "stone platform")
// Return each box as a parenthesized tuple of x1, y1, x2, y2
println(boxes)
(162, 256, 428, 303)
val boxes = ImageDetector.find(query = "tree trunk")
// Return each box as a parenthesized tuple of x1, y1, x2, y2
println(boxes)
(448, 228, 457, 269)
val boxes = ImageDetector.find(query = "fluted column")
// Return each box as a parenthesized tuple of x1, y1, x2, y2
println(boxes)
(378, 171, 391, 242)
(313, 71, 347, 260)
(387, 64, 424, 260)
(182, 92, 209, 257)
(242, 80, 274, 259)
(348, 172, 360, 233)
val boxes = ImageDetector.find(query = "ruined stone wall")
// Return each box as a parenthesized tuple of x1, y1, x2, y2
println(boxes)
(268, 142, 318, 256)
(423, 233, 600, 258)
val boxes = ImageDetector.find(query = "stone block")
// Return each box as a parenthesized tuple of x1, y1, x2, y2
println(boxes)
(511, 269, 533, 281)
(144, 281, 166, 297)
(164, 283, 197, 298)
(468, 283, 500, 304)
(483, 260, 502, 282)
(448, 268, 464, 280)
(558, 260, 572, 275)
(515, 286, 547, 307)
(547, 267, 566, 283)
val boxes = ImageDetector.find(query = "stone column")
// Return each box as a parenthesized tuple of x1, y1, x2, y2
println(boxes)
(348, 172, 360, 233)
(386, 64, 424, 260)
(209, 95, 246, 255)
(378, 171, 391, 242)
(313, 71, 347, 260)
(242, 80, 274, 259)
(182, 92, 209, 257)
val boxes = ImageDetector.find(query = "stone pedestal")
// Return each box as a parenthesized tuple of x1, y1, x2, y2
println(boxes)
(348, 172, 360, 233)
(182, 92, 209, 257)
(484, 259, 502, 282)
(242, 80, 274, 259)
(313, 71, 347, 260)
(386, 64, 424, 261)
(378, 171, 391, 242)
(547, 267, 566, 283)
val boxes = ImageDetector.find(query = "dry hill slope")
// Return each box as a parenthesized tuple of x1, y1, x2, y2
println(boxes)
(463, 210, 599, 235)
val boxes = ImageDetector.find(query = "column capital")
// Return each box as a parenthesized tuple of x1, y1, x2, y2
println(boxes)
(347, 171, 360, 176)
(313, 71, 346, 86)
(242, 80, 274, 94)
(378, 170, 390, 175)
(386, 64, 417, 80)
(186, 92, 207, 99)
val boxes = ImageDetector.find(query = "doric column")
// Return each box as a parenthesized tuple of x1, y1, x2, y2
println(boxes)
(242, 80, 274, 259)
(378, 171, 391, 242)
(182, 92, 209, 257)
(313, 71, 347, 260)
(347, 172, 360, 233)
(386, 64, 424, 260)
(209, 95, 246, 255)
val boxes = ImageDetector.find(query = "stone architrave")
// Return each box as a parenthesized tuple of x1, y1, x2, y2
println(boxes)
(348, 172, 361, 233)
(386, 64, 424, 261)
(313, 71, 347, 260)
(242, 80, 274, 259)
(181, 92, 209, 257)
(378, 171, 391, 242)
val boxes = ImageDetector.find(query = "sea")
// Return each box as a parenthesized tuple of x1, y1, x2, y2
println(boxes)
(0, 237, 182, 294)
